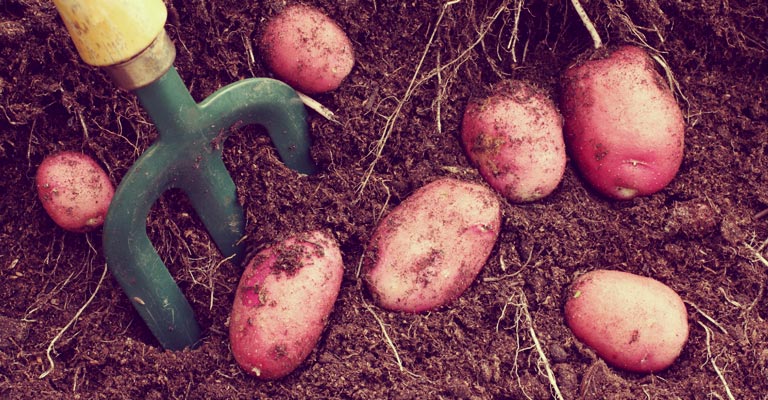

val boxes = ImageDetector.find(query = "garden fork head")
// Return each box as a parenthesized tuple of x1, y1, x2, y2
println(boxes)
(53, 0, 316, 350)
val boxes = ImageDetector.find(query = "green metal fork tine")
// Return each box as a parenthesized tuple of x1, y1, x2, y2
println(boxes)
(103, 144, 202, 350)
(197, 77, 317, 174)
(179, 154, 244, 260)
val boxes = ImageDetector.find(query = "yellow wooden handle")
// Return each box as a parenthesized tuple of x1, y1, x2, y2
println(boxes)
(52, 0, 167, 66)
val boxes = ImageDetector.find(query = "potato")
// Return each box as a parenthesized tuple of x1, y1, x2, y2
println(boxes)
(229, 230, 344, 380)
(364, 178, 501, 312)
(561, 45, 685, 200)
(260, 4, 354, 94)
(564, 269, 689, 373)
(35, 151, 114, 232)
(461, 80, 566, 202)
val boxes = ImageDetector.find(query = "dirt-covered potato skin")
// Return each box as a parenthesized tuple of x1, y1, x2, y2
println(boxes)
(461, 80, 566, 202)
(364, 178, 501, 313)
(260, 4, 354, 94)
(35, 151, 114, 232)
(561, 45, 685, 200)
(564, 269, 689, 373)
(229, 231, 344, 380)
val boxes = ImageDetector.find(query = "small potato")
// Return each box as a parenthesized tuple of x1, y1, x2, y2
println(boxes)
(229, 230, 344, 380)
(35, 151, 114, 232)
(564, 269, 689, 373)
(561, 45, 685, 199)
(260, 4, 354, 94)
(364, 178, 501, 312)
(461, 80, 566, 202)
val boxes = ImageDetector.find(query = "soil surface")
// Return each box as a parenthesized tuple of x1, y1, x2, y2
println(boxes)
(1, 0, 767, 399)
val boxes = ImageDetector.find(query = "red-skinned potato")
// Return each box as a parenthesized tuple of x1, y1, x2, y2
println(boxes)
(564, 269, 689, 373)
(35, 151, 114, 232)
(461, 80, 566, 202)
(229, 230, 343, 380)
(260, 4, 354, 94)
(561, 45, 685, 200)
(364, 178, 501, 313)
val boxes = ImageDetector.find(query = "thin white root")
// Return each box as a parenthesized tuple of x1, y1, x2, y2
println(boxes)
(742, 241, 767, 314)
(297, 91, 339, 123)
(522, 297, 564, 400)
(355, 251, 366, 279)
(650, 53, 690, 112)
(698, 321, 736, 400)
(415, 0, 512, 90)
(745, 240, 768, 268)
(613, 8, 690, 115)
(39, 262, 109, 379)
(357, 1, 458, 197)
(685, 300, 728, 335)
(507, 0, 525, 63)
(363, 301, 404, 371)
(242, 32, 256, 77)
(210, 253, 237, 311)
(740, 240, 767, 336)
(496, 294, 514, 333)
(435, 48, 443, 134)
(569, 0, 603, 49)
(357, 0, 513, 198)
(500, 289, 564, 400)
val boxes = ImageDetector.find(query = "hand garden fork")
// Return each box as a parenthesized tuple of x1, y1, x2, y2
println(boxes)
(52, 0, 317, 350)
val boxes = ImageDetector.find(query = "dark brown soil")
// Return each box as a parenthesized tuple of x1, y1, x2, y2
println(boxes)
(2, 0, 767, 398)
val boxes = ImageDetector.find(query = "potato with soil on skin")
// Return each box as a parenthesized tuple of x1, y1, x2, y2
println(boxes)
(561, 45, 685, 200)
(229, 230, 344, 380)
(564, 269, 689, 373)
(260, 4, 354, 94)
(364, 178, 502, 313)
(461, 80, 566, 202)
(35, 151, 114, 232)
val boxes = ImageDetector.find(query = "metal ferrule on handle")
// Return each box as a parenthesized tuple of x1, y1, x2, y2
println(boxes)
(105, 30, 176, 91)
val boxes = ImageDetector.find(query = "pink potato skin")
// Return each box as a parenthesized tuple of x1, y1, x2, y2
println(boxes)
(364, 178, 501, 313)
(461, 81, 566, 202)
(564, 269, 689, 373)
(260, 4, 354, 94)
(229, 230, 343, 380)
(35, 151, 114, 232)
(561, 45, 685, 200)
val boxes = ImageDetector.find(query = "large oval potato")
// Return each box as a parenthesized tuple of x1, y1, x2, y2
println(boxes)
(260, 4, 354, 94)
(564, 269, 689, 373)
(364, 178, 501, 312)
(561, 45, 685, 200)
(229, 230, 344, 380)
(461, 80, 566, 202)
(35, 151, 114, 232)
